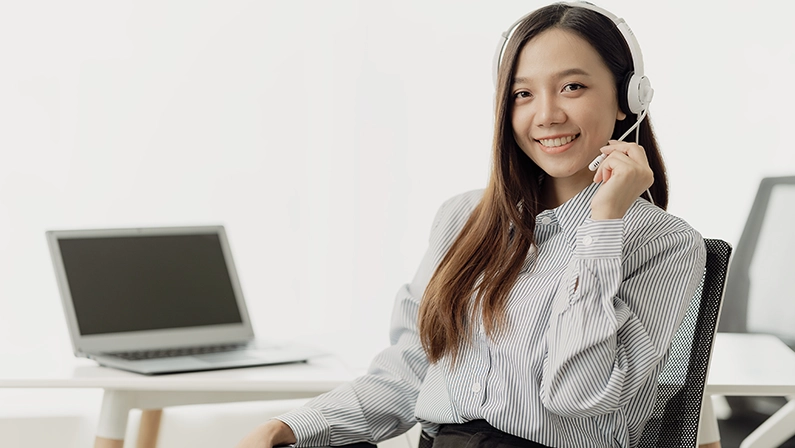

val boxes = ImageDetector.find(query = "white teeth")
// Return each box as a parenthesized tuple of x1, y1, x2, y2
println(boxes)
(539, 135, 576, 147)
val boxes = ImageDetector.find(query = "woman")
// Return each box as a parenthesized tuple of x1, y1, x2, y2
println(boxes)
(236, 2, 713, 447)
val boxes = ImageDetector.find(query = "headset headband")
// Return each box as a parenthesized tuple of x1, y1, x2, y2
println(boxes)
(493, 1, 653, 114)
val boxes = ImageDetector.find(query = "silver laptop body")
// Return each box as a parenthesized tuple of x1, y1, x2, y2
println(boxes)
(46, 225, 315, 375)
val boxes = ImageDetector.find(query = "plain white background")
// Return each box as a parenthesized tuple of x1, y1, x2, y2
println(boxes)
(1, 0, 795, 431)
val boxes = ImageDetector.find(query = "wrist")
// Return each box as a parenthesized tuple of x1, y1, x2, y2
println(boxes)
(263, 419, 297, 446)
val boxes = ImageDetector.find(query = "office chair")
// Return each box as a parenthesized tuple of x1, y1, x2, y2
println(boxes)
(414, 238, 731, 448)
(636, 238, 731, 448)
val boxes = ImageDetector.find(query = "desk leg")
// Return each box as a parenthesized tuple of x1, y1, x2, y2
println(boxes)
(95, 390, 135, 447)
(740, 398, 795, 448)
(136, 409, 163, 448)
(94, 437, 124, 448)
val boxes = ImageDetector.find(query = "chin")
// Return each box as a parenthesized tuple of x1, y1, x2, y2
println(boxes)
(540, 165, 595, 183)
(540, 167, 585, 179)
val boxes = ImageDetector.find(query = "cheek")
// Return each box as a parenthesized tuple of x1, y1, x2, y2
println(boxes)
(510, 112, 520, 133)
(600, 115, 619, 140)
(510, 110, 531, 140)
(581, 106, 618, 142)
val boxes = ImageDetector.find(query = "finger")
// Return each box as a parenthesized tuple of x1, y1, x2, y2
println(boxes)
(597, 151, 654, 191)
(592, 154, 610, 182)
(600, 152, 637, 180)
(593, 164, 603, 183)
(599, 143, 618, 156)
(596, 156, 617, 183)
(624, 144, 648, 165)
(607, 149, 650, 177)
(604, 150, 634, 166)
(594, 147, 617, 182)
(601, 141, 632, 155)
(596, 152, 637, 184)
(595, 142, 641, 182)
(606, 140, 648, 163)
(598, 149, 646, 177)
(598, 145, 630, 163)
(593, 150, 624, 183)
(602, 163, 612, 183)
(596, 147, 632, 172)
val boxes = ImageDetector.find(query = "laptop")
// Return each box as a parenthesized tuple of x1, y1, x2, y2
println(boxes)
(46, 225, 320, 375)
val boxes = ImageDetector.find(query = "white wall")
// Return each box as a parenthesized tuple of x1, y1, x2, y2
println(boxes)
(1, 0, 794, 436)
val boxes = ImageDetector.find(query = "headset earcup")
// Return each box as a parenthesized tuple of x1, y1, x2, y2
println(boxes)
(624, 73, 654, 115)
(619, 71, 635, 116)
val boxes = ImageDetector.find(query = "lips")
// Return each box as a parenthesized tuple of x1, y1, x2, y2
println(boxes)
(535, 133, 580, 154)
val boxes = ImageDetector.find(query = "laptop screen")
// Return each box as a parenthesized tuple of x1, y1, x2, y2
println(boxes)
(57, 233, 243, 336)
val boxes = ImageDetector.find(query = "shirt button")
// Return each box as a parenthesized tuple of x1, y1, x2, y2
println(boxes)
(471, 382, 481, 393)
(540, 217, 552, 225)
(582, 235, 594, 246)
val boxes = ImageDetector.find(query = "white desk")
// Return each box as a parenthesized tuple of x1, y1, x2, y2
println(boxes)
(1, 333, 794, 448)
(0, 351, 357, 447)
(706, 333, 795, 448)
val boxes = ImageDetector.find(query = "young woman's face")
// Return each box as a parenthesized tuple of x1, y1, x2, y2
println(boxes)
(511, 28, 626, 187)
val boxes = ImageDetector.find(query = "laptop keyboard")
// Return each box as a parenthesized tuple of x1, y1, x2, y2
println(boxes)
(108, 343, 246, 361)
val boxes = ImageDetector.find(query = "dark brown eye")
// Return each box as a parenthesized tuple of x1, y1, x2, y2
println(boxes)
(562, 83, 585, 92)
(513, 91, 532, 100)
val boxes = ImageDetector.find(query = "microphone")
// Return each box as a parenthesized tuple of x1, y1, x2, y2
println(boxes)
(588, 108, 654, 205)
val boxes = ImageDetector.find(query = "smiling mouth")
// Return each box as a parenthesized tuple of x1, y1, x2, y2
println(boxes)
(536, 134, 580, 148)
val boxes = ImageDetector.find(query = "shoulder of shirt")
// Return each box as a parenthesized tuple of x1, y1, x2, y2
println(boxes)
(438, 189, 485, 213)
(431, 188, 485, 233)
(623, 198, 704, 248)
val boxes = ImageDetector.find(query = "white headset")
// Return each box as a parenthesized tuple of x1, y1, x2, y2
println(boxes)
(493, 1, 654, 115)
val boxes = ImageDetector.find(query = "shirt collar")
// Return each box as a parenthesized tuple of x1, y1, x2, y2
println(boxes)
(535, 182, 599, 246)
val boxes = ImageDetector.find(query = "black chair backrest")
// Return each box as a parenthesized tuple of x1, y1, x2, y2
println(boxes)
(638, 238, 732, 448)
(415, 239, 732, 448)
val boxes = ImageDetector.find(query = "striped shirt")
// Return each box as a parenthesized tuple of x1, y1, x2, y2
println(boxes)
(277, 182, 706, 448)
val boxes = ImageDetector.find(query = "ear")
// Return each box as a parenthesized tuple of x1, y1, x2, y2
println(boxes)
(616, 107, 627, 121)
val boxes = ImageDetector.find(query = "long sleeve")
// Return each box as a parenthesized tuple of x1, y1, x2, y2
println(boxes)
(540, 216, 707, 419)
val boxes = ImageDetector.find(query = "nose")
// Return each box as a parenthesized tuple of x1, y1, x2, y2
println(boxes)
(534, 93, 566, 128)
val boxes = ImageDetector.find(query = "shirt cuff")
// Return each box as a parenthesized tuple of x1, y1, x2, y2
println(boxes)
(274, 407, 331, 447)
(574, 218, 623, 259)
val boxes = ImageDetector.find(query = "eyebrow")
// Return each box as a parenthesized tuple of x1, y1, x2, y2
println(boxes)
(512, 68, 591, 85)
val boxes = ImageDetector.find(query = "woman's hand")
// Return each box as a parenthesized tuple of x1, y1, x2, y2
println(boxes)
(590, 140, 654, 220)
(234, 419, 297, 448)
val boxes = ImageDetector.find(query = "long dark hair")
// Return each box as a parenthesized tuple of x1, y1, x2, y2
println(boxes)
(418, 3, 669, 364)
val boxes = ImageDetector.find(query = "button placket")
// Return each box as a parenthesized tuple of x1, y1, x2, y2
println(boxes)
(459, 329, 490, 409)
(477, 331, 493, 404)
